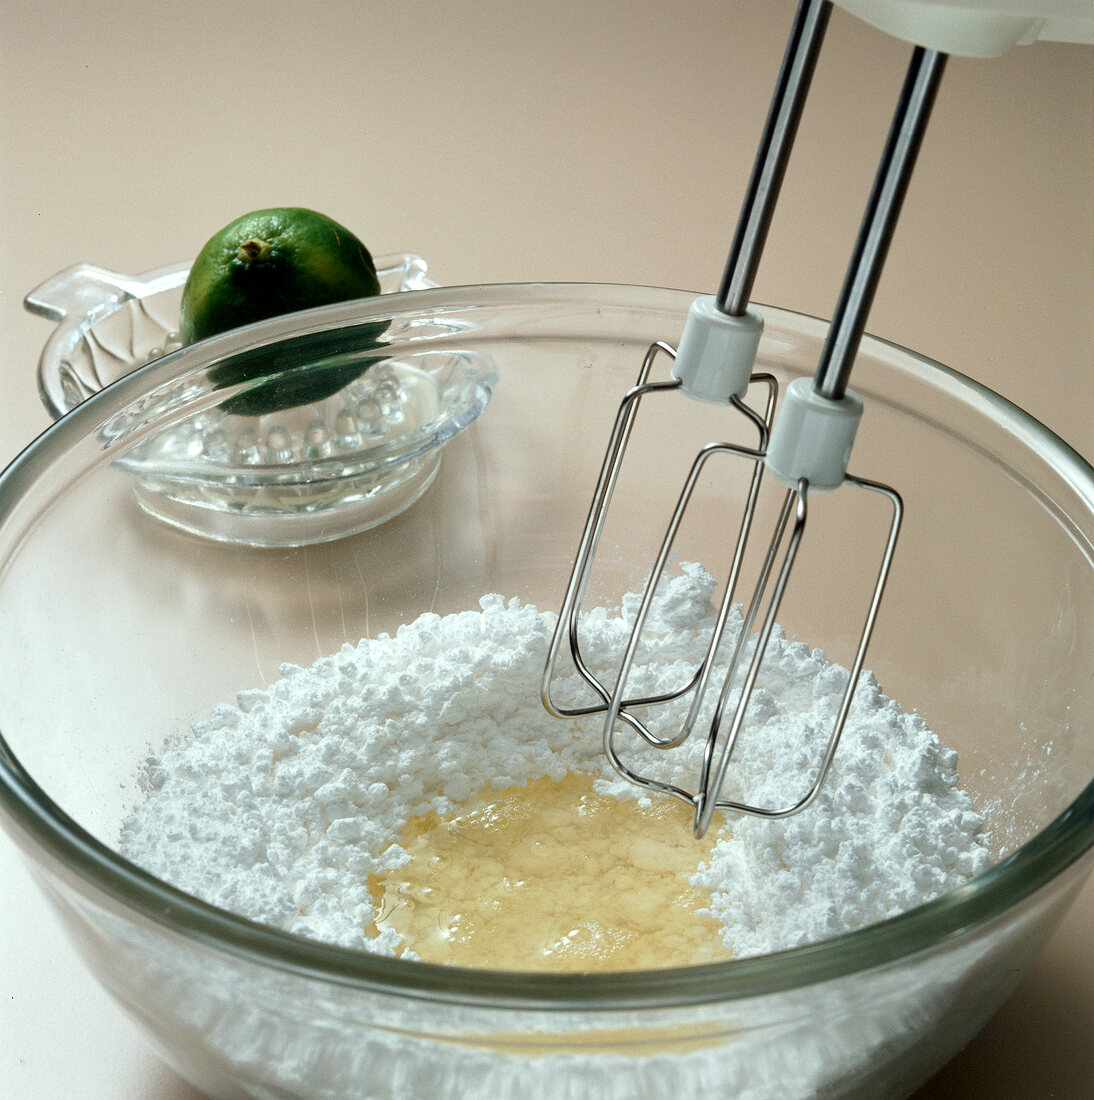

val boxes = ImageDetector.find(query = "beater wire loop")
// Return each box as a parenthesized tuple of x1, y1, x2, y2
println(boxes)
(541, 342, 776, 726)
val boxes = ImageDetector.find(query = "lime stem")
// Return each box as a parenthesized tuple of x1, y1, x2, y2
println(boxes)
(238, 238, 273, 265)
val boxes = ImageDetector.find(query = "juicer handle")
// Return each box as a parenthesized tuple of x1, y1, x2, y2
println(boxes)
(25, 263, 192, 420)
(24, 263, 190, 325)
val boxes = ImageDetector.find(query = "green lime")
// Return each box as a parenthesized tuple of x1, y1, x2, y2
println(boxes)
(179, 207, 386, 416)
(180, 207, 381, 343)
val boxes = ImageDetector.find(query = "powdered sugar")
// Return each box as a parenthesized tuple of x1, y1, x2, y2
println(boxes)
(119, 564, 991, 960)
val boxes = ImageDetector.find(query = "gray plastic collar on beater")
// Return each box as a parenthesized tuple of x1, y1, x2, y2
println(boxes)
(671, 296, 764, 405)
(764, 376, 864, 491)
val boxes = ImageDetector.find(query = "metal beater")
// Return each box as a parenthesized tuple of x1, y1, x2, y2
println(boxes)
(542, 0, 948, 837)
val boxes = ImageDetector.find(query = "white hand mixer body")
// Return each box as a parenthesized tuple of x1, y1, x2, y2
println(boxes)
(542, 0, 1091, 837)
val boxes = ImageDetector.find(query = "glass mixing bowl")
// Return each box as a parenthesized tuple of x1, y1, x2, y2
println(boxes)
(0, 283, 1092, 1099)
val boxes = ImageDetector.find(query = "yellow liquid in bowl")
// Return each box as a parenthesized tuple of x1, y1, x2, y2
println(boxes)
(369, 772, 731, 972)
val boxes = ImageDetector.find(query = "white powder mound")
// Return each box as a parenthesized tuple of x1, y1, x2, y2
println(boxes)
(118, 563, 991, 959)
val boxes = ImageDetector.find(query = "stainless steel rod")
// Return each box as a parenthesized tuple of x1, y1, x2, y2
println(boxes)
(813, 47, 947, 400)
(715, 0, 832, 317)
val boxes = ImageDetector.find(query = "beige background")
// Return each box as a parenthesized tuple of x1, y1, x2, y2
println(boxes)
(0, 1, 1090, 1096)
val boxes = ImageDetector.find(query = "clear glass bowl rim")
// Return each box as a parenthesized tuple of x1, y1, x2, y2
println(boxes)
(1, 280, 1093, 1011)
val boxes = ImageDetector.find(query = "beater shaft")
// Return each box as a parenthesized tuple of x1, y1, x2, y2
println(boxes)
(717, 0, 832, 317)
(814, 47, 947, 400)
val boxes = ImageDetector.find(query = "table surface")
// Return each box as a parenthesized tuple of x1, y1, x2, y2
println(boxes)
(1, 2, 1091, 1096)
